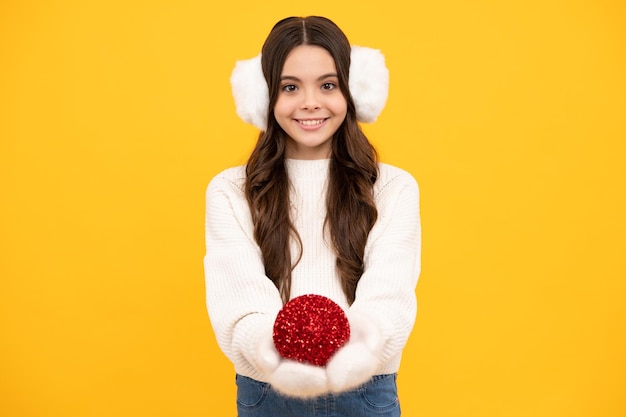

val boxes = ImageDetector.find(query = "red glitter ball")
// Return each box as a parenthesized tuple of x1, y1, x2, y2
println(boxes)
(273, 294, 350, 367)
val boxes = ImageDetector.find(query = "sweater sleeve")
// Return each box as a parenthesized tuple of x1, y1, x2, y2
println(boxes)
(349, 167, 421, 368)
(203, 169, 283, 377)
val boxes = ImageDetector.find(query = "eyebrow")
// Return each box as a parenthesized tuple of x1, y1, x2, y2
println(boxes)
(280, 73, 338, 82)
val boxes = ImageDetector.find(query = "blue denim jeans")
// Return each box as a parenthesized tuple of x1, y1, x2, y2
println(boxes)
(236, 373, 401, 417)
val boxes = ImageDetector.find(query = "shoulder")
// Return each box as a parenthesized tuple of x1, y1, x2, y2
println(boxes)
(207, 165, 247, 195)
(205, 165, 253, 228)
(374, 162, 419, 199)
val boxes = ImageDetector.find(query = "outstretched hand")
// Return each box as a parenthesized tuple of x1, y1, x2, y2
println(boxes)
(325, 311, 384, 393)
(253, 310, 385, 397)
(255, 327, 330, 398)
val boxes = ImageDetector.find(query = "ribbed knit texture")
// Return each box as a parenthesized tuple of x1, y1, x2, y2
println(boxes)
(204, 159, 421, 381)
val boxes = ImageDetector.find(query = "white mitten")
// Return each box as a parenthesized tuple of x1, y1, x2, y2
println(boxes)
(253, 327, 330, 398)
(268, 359, 329, 398)
(253, 327, 281, 376)
(326, 311, 385, 393)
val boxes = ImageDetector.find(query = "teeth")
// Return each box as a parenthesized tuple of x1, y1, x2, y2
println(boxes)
(299, 119, 325, 126)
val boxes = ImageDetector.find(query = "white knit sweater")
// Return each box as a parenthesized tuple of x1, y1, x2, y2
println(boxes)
(204, 159, 421, 382)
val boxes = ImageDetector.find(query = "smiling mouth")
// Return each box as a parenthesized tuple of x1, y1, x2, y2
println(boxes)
(296, 118, 328, 126)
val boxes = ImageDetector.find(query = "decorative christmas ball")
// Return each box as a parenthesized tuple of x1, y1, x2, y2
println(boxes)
(273, 294, 350, 367)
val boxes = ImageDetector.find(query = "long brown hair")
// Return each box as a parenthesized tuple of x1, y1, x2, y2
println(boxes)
(245, 16, 378, 304)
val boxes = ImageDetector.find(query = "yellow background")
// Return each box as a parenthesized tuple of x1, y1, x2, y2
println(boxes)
(1, 0, 625, 416)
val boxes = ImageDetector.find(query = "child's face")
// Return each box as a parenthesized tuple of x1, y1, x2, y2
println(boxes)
(274, 45, 347, 160)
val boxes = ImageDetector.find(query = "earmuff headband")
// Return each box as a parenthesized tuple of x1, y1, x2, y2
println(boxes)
(230, 46, 389, 131)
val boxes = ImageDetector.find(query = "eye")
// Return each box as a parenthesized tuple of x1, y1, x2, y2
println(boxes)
(321, 82, 337, 91)
(282, 84, 297, 93)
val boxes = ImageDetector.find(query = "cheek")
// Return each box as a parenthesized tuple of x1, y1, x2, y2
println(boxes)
(332, 96, 348, 117)
(273, 98, 290, 119)
(272, 100, 292, 130)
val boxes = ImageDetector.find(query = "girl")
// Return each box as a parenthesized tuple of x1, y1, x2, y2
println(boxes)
(204, 16, 421, 417)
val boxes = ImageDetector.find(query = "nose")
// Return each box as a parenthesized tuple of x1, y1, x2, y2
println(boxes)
(301, 88, 321, 110)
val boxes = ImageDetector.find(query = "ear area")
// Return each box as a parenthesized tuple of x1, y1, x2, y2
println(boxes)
(230, 53, 269, 131)
(349, 46, 390, 123)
